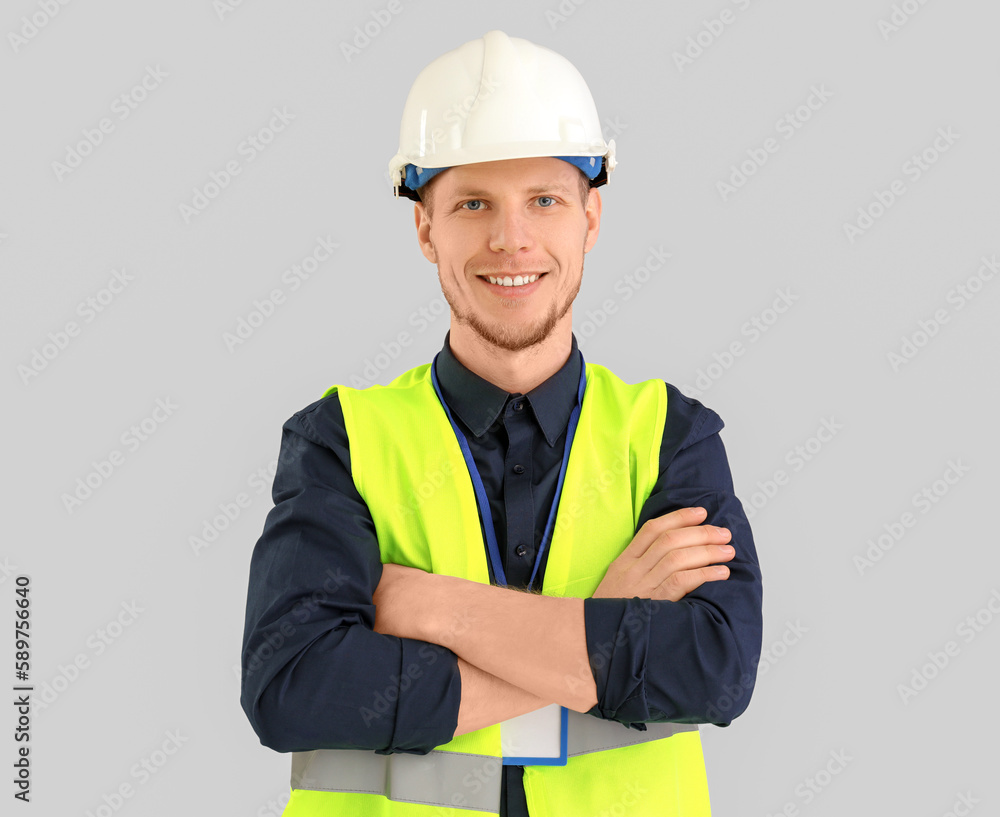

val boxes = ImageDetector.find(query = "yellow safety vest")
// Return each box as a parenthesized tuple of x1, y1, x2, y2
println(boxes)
(283, 360, 712, 816)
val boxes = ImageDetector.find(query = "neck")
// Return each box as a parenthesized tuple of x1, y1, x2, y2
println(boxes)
(448, 317, 573, 395)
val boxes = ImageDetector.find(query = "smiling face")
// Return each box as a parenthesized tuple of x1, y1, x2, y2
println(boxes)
(414, 157, 601, 354)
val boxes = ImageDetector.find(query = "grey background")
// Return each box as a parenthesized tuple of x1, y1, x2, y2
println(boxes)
(3, 1, 998, 814)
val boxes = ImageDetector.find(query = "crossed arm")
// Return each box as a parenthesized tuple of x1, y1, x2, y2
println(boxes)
(372, 507, 736, 736)
(241, 394, 763, 754)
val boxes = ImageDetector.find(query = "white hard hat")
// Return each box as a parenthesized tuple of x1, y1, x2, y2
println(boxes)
(388, 30, 617, 201)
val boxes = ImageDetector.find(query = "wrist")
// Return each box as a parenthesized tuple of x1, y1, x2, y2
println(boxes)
(412, 571, 458, 644)
(423, 573, 480, 650)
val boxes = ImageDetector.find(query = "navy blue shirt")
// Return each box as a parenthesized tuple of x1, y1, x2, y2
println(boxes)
(241, 330, 763, 816)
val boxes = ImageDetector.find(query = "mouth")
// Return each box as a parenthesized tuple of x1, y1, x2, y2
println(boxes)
(477, 272, 547, 295)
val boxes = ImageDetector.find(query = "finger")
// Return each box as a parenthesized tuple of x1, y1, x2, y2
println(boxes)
(643, 542, 734, 589)
(625, 507, 710, 559)
(634, 524, 732, 572)
(653, 564, 731, 602)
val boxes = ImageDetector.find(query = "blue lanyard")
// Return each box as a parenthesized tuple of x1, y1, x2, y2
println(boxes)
(429, 352, 587, 590)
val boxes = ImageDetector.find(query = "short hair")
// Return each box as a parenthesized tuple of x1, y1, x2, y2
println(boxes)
(417, 166, 591, 219)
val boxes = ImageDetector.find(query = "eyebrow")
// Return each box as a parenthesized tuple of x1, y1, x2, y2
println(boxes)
(449, 182, 574, 198)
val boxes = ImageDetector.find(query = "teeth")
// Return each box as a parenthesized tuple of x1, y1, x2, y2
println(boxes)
(486, 274, 539, 287)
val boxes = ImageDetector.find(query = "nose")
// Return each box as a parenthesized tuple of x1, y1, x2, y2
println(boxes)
(489, 205, 533, 255)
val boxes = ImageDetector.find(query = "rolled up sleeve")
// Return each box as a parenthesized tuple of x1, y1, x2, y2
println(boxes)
(583, 384, 764, 728)
(240, 395, 462, 754)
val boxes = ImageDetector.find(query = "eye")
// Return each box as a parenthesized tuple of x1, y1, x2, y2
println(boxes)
(461, 199, 485, 211)
(536, 196, 556, 207)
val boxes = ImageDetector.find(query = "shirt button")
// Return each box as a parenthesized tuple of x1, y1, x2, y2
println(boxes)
(513, 464, 525, 475)
(513, 401, 524, 412)
(515, 545, 528, 557)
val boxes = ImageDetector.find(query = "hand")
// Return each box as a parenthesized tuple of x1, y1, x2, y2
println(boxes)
(372, 562, 430, 639)
(592, 507, 734, 601)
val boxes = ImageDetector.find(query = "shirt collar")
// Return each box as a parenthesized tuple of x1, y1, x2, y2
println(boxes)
(435, 330, 582, 447)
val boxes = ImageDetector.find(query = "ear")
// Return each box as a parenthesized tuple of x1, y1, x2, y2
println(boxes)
(414, 202, 437, 264)
(583, 187, 602, 254)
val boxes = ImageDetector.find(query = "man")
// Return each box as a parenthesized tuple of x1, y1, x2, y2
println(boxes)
(241, 30, 763, 816)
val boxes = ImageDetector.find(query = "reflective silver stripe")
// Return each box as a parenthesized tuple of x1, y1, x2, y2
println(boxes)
(291, 747, 503, 814)
(567, 714, 698, 757)
(290, 712, 697, 812)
